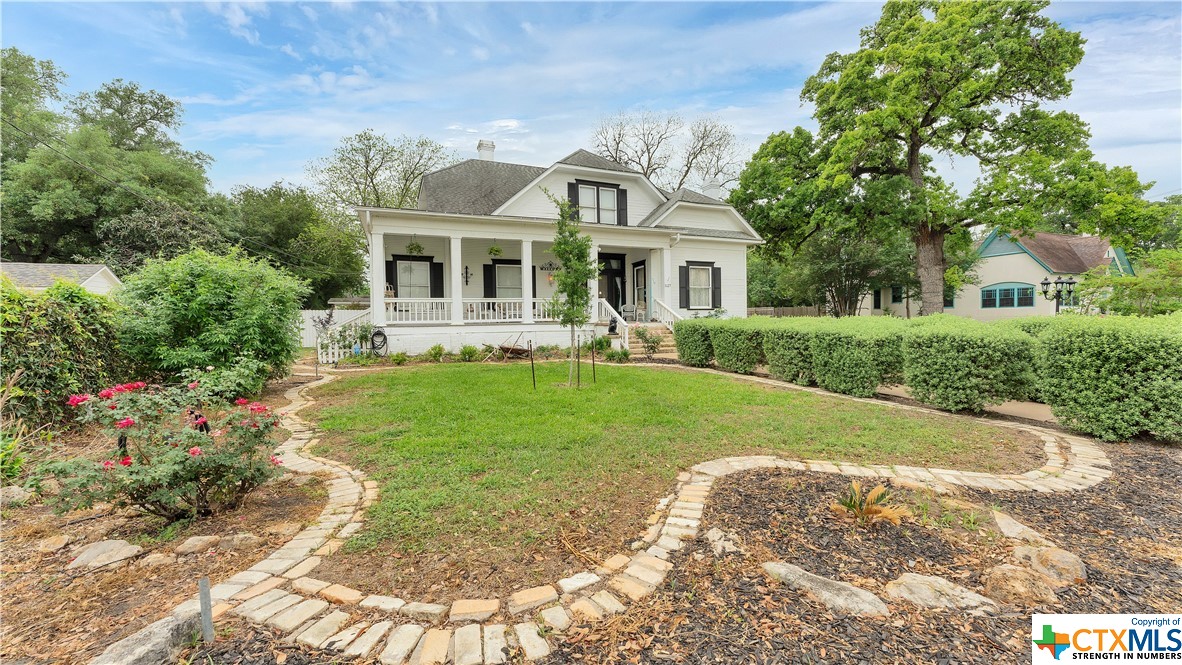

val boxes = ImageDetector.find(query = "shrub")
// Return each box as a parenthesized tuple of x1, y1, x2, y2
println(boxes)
(632, 327, 665, 362)
(1038, 315, 1182, 442)
(994, 316, 1058, 338)
(118, 249, 308, 397)
(583, 336, 612, 354)
(809, 317, 905, 397)
(459, 345, 481, 362)
(425, 344, 447, 363)
(0, 278, 128, 426)
(707, 318, 767, 374)
(391, 351, 410, 366)
(902, 315, 1036, 412)
(762, 320, 820, 385)
(533, 344, 561, 360)
(673, 319, 714, 367)
(604, 348, 631, 363)
(41, 378, 284, 520)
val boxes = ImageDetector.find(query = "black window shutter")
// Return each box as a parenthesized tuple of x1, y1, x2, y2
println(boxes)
(711, 267, 722, 309)
(616, 189, 628, 226)
(873, 290, 881, 309)
(430, 262, 444, 298)
(567, 182, 579, 213)
(483, 264, 496, 298)
(384, 260, 395, 293)
(678, 266, 689, 308)
(531, 266, 537, 298)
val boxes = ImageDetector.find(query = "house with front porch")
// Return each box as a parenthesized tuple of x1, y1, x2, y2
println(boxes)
(323, 141, 761, 357)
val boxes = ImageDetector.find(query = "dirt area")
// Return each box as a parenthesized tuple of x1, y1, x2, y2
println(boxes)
(0, 375, 327, 665)
(308, 490, 654, 604)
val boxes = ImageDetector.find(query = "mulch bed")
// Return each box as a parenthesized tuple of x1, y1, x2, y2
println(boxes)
(178, 620, 348, 665)
(556, 440, 1182, 664)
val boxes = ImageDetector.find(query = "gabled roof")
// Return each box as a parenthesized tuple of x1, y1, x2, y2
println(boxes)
(418, 160, 545, 215)
(980, 230, 1133, 276)
(556, 149, 638, 174)
(0, 262, 119, 288)
(639, 187, 726, 227)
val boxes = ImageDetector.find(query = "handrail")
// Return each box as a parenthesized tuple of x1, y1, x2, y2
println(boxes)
(652, 298, 683, 330)
(598, 298, 630, 349)
(317, 308, 374, 364)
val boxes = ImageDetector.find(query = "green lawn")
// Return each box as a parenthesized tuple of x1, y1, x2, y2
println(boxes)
(305, 362, 1039, 557)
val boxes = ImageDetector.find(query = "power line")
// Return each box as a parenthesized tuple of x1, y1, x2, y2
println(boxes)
(2, 118, 365, 279)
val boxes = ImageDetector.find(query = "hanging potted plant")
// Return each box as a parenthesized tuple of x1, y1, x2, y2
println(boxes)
(487, 240, 503, 258)
(406, 236, 424, 256)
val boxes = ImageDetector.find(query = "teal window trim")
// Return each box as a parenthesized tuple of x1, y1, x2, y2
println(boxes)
(981, 282, 1037, 309)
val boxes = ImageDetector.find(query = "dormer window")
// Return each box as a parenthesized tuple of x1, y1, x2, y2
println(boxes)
(568, 180, 628, 225)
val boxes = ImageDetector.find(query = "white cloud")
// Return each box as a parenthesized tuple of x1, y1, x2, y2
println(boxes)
(280, 43, 301, 60)
(205, 1, 269, 46)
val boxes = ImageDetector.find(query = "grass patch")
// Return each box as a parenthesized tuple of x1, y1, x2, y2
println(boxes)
(305, 363, 1040, 558)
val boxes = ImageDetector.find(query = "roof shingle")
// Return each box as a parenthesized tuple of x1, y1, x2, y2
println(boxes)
(417, 160, 545, 215)
(1013, 232, 1115, 274)
(0, 262, 111, 288)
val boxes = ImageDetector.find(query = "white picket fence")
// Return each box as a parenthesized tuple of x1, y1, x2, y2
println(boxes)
(316, 309, 375, 364)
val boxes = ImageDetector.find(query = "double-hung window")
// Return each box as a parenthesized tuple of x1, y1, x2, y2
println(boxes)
(689, 265, 712, 309)
(578, 184, 618, 224)
(495, 264, 522, 299)
(981, 283, 1036, 309)
(891, 286, 904, 304)
(397, 261, 430, 298)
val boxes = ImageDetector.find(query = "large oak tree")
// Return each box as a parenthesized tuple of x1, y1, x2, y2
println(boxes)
(801, 0, 1160, 314)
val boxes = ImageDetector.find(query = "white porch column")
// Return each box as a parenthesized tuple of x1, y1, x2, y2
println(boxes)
(590, 244, 600, 320)
(369, 231, 385, 324)
(521, 239, 534, 323)
(450, 235, 464, 325)
(660, 247, 673, 306)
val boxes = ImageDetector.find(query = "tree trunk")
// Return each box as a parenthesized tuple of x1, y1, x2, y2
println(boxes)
(914, 225, 947, 316)
(568, 325, 576, 386)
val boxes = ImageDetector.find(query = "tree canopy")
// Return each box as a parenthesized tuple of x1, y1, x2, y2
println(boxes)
(306, 130, 457, 212)
(799, 0, 1161, 315)
(592, 111, 740, 192)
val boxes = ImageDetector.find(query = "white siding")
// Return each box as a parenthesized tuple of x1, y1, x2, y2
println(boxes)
(652, 204, 749, 234)
(495, 169, 664, 225)
(667, 240, 748, 319)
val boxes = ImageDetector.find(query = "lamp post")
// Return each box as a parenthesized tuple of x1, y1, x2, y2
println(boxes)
(1039, 276, 1078, 313)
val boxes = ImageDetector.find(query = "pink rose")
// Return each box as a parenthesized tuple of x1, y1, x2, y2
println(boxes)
(67, 394, 91, 407)
(235, 398, 249, 406)
(115, 417, 135, 429)
(194, 416, 207, 426)
(188, 446, 202, 456)
(98, 388, 115, 399)
(101, 460, 115, 470)
(247, 402, 267, 413)
(187, 381, 200, 390)
(269, 455, 283, 465)
(119, 456, 132, 467)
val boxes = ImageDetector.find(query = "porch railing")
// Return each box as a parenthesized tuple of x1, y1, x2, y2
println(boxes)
(317, 308, 374, 364)
(464, 298, 524, 322)
(597, 298, 629, 349)
(652, 298, 683, 330)
(533, 299, 560, 322)
(385, 298, 449, 324)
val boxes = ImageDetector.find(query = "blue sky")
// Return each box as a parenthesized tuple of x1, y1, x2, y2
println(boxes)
(4, 1, 1180, 200)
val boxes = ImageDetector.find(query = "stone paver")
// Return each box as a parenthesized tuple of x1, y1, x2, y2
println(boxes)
(267, 598, 329, 632)
(296, 610, 350, 648)
(361, 594, 406, 613)
(378, 624, 425, 665)
(319, 583, 364, 605)
(322, 621, 368, 651)
(557, 571, 601, 594)
(609, 575, 654, 602)
(590, 590, 626, 614)
(281, 556, 322, 579)
(240, 593, 303, 623)
(449, 598, 500, 623)
(344, 620, 392, 658)
(483, 624, 509, 664)
(540, 606, 571, 631)
(175, 535, 220, 555)
(453, 623, 483, 665)
(292, 576, 331, 595)
(507, 585, 558, 614)
(513, 622, 551, 661)
(763, 562, 890, 617)
(415, 628, 451, 665)
(569, 597, 605, 621)
(234, 576, 286, 601)
(402, 601, 449, 623)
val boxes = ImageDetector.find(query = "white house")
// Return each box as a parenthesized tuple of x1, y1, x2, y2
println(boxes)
(327, 142, 761, 357)
(0, 262, 122, 295)
(859, 230, 1134, 321)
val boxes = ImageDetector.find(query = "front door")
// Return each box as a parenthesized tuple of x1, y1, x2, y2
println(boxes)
(598, 253, 626, 312)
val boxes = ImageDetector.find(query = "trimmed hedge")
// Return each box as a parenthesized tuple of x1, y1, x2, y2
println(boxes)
(809, 318, 906, 397)
(994, 316, 1059, 338)
(673, 319, 714, 367)
(706, 318, 768, 374)
(904, 315, 1036, 412)
(762, 320, 820, 385)
(1038, 315, 1181, 442)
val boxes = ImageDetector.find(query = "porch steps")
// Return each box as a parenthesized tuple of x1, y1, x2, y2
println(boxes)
(626, 323, 676, 356)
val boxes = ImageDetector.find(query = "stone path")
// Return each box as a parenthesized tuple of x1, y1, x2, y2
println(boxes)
(91, 366, 1113, 665)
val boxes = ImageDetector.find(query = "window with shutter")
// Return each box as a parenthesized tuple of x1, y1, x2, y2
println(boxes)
(571, 180, 623, 224)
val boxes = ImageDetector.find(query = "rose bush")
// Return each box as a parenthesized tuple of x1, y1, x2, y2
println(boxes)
(41, 375, 284, 521)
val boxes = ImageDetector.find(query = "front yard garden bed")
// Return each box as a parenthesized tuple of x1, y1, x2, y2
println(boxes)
(300, 363, 1042, 602)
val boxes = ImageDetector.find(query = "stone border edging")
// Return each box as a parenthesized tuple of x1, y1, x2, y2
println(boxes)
(123, 364, 1112, 664)
(89, 373, 378, 665)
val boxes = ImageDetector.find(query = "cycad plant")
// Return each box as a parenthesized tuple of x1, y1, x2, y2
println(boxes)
(831, 480, 911, 526)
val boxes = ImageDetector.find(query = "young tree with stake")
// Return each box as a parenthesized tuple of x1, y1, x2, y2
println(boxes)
(546, 192, 599, 386)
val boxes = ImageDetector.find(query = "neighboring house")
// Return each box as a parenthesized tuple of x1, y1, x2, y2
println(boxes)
(339, 141, 760, 355)
(859, 230, 1134, 321)
(0, 262, 122, 295)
